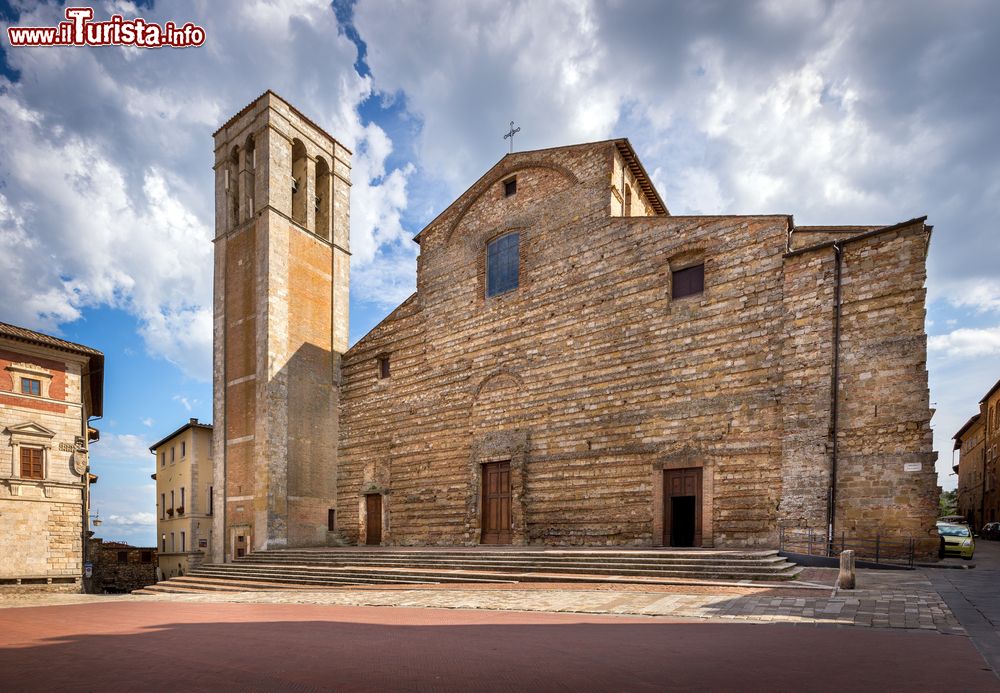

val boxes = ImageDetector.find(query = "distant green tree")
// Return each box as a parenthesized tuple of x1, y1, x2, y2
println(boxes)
(939, 489, 958, 517)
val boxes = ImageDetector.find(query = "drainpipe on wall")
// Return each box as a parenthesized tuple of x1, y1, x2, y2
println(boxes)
(827, 243, 844, 555)
(82, 413, 101, 593)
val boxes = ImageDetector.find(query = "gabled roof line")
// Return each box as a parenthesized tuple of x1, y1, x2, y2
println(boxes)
(614, 139, 668, 215)
(953, 413, 982, 443)
(980, 377, 1000, 405)
(213, 89, 353, 155)
(412, 138, 666, 243)
(148, 418, 213, 453)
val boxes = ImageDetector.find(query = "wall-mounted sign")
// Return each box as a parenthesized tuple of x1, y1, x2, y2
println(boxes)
(199, 539, 208, 548)
(84, 562, 93, 578)
(903, 462, 922, 472)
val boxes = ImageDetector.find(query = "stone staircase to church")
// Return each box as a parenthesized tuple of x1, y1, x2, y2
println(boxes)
(134, 547, 802, 594)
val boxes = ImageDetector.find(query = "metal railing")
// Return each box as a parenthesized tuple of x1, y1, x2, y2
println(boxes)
(778, 527, 916, 568)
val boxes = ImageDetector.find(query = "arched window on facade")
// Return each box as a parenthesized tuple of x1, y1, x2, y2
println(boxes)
(486, 232, 520, 297)
(315, 156, 331, 240)
(227, 146, 240, 230)
(291, 139, 307, 227)
(243, 134, 256, 221)
(624, 184, 632, 216)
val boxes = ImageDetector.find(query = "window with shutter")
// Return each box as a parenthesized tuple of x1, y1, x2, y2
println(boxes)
(20, 447, 43, 479)
(672, 264, 705, 299)
(486, 232, 520, 297)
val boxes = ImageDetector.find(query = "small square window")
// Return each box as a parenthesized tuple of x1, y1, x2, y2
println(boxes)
(378, 356, 391, 380)
(504, 177, 517, 197)
(140, 551, 152, 564)
(21, 378, 41, 396)
(672, 263, 705, 299)
(117, 551, 128, 564)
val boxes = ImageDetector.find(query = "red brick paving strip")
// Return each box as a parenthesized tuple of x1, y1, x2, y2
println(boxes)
(0, 601, 994, 692)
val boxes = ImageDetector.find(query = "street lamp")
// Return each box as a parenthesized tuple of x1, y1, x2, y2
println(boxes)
(90, 511, 102, 527)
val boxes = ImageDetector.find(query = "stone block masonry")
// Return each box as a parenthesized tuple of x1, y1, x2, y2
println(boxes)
(211, 91, 349, 561)
(209, 94, 938, 558)
(337, 139, 938, 555)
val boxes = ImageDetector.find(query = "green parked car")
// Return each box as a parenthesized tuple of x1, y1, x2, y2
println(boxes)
(937, 522, 975, 560)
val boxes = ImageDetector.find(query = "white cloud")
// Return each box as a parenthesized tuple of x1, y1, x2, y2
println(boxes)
(0, 0, 412, 378)
(141, 418, 153, 428)
(929, 326, 1000, 359)
(91, 432, 152, 463)
(354, 0, 618, 195)
(105, 512, 156, 528)
(172, 395, 195, 412)
(940, 280, 1000, 314)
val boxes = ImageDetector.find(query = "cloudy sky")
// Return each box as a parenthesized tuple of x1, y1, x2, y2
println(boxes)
(1, 0, 998, 545)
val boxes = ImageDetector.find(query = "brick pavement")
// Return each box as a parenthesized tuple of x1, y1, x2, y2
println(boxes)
(0, 600, 994, 693)
(0, 567, 963, 634)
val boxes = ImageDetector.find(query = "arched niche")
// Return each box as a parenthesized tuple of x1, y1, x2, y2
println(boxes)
(291, 138, 308, 227)
(315, 155, 332, 240)
(243, 134, 256, 220)
(227, 145, 239, 231)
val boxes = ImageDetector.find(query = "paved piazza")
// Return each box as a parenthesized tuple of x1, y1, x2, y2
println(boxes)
(4, 562, 999, 691)
(0, 568, 964, 632)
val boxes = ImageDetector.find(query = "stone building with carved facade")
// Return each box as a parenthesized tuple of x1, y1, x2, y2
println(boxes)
(211, 92, 939, 562)
(0, 322, 103, 591)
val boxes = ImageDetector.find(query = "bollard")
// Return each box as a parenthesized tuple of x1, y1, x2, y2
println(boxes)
(838, 549, 856, 590)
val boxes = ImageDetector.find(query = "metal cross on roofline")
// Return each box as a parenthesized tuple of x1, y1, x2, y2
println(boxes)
(504, 120, 521, 154)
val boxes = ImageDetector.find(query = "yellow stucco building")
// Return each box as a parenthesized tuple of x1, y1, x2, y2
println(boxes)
(150, 418, 213, 578)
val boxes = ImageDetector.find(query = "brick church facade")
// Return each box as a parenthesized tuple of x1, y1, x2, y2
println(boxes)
(211, 92, 938, 561)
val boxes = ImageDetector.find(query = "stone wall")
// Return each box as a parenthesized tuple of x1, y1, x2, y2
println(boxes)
(212, 91, 350, 560)
(86, 539, 156, 593)
(338, 140, 938, 553)
(833, 225, 938, 552)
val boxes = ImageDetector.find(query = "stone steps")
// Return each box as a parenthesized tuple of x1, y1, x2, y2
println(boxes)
(190, 566, 514, 585)
(136, 547, 801, 594)
(197, 562, 796, 580)
(235, 556, 790, 571)
(238, 548, 782, 559)
(189, 564, 799, 584)
(136, 576, 338, 594)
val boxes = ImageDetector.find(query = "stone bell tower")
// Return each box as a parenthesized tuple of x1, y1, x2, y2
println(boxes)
(211, 91, 350, 562)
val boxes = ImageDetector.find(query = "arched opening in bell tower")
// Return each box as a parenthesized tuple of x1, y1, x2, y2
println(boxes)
(291, 138, 308, 227)
(315, 156, 331, 240)
(243, 134, 256, 220)
(227, 145, 240, 230)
